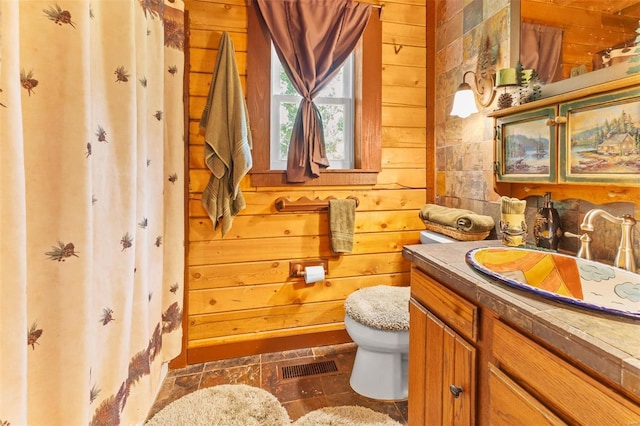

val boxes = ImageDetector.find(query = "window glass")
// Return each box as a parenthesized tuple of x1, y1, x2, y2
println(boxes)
(270, 45, 354, 170)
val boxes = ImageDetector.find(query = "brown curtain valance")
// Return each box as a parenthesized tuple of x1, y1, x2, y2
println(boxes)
(255, 0, 371, 182)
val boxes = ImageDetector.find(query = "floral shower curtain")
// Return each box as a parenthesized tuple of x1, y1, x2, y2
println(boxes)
(0, 1, 185, 425)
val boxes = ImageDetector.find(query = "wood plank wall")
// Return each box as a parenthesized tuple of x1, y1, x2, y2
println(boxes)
(522, 0, 638, 79)
(184, 0, 429, 363)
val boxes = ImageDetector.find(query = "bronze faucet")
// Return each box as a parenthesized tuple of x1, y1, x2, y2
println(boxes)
(580, 209, 636, 272)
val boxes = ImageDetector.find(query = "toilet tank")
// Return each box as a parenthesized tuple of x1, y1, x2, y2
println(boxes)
(420, 230, 455, 244)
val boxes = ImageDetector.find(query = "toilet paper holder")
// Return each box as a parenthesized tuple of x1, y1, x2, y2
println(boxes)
(290, 259, 329, 278)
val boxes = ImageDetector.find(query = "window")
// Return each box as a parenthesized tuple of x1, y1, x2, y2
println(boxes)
(247, 4, 381, 186)
(270, 45, 354, 170)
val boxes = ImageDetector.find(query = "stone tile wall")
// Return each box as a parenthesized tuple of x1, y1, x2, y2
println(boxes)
(434, 0, 638, 267)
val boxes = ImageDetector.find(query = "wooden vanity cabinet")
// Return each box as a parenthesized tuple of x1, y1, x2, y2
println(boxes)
(409, 267, 478, 425)
(408, 265, 640, 425)
(409, 301, 476, 425)
(487, 363, 567, 425)
(491, 319, 640, 425)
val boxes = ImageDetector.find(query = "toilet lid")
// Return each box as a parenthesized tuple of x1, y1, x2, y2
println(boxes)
(344, 285, 409, 331)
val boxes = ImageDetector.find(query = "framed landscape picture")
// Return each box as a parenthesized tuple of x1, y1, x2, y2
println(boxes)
(559, 87, 640, 184)
(495, 106, 557, 183)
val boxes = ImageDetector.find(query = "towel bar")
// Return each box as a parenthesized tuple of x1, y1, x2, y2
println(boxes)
(274, 196, 359, 212)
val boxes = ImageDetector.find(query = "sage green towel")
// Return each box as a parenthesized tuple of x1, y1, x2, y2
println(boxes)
(199, 32, 252, 237)
(419, 204, 495, 233)
(329, 199, 356, 254)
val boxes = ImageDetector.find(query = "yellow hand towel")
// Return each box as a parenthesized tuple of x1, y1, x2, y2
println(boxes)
(329, 199, 357, 254)
(500, 196, 527, 214)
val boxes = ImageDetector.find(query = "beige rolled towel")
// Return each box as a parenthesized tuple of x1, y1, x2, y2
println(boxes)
(419, 204, 495, 233)
(329, 199, 356, 254)
(456, 214, 495, 233)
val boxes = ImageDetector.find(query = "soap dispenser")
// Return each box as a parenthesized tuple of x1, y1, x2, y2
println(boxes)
(533, 192, 562, 250)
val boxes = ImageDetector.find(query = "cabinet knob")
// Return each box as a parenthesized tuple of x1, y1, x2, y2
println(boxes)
(545, 116, 567, 126)
(449, 384, 463, 398)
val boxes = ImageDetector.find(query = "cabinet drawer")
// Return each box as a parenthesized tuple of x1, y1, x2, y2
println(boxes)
(410, 267, 478, 342)
(488, 363, 566, 425)
(493, 320, 640, 424)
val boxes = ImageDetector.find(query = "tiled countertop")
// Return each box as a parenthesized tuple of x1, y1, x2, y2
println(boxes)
(402, 240, 640, 401)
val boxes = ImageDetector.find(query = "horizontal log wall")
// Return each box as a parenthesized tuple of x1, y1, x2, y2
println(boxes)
(184, 0, 428, 363)
(522, 0, 638, 79)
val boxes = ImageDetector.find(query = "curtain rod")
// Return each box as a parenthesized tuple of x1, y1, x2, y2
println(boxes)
(370, 3, 384, 19)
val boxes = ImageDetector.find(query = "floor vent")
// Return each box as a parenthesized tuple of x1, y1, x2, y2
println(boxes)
(281, 360, 338, 379)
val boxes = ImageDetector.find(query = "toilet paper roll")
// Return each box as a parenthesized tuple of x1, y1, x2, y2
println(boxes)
(304, 266, 325, 284)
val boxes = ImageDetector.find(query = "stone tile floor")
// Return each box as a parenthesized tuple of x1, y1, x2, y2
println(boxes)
(146, 342, 408, 424)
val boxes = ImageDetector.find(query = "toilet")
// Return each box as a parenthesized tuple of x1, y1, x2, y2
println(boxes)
(344, 285, 410, 400)
(343, 231, 454, 400)
(420, 229, 455, 244)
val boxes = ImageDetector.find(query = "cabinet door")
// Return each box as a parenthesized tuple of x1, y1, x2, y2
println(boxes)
(495, 106, 557, 183)
(558, 86, 640, 184)
(440, 316, 475, 426)
(409, 299, 476, 426)
(488, 363, 567, 425)
(409, 300, 428, 426)
(493, 320, 640, 424)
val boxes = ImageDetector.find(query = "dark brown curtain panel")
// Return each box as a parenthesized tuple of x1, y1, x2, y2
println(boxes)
(255, 0, 371, 182)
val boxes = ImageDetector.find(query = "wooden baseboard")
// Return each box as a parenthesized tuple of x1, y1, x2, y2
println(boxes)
(185, 329, 352, 365)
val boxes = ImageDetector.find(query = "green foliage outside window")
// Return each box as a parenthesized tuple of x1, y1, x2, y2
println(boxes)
(277, 67, 348, 162)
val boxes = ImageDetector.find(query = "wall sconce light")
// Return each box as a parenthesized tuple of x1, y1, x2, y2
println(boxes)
(450, 69, 496, 118)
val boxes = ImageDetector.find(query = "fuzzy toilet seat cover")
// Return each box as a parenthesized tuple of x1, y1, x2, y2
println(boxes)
(344, 285, 410, 331)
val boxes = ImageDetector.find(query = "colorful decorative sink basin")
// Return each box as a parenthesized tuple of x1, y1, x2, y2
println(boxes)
(466, 247, 640, 319)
